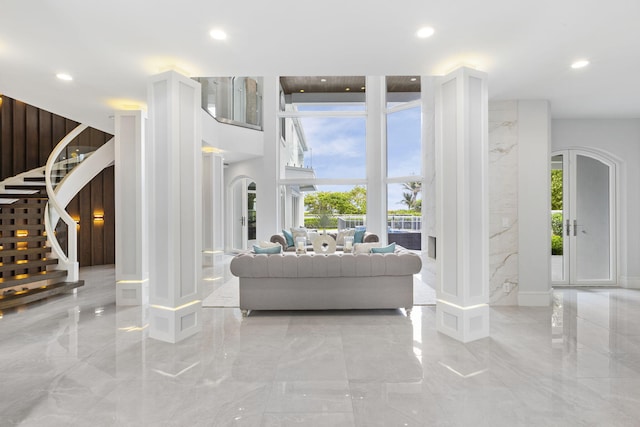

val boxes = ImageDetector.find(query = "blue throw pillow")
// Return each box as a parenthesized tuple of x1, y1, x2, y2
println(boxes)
(371, 243, 396, 253)
(282, 229, 294, 247)
(253, 245, 282, 254)
(354, 228, 366, 244)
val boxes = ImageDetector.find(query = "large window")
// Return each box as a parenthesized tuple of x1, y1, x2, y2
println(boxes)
(385, 76, 422, 249)
(387, 106, 421, 178)
(277, 76, 426, 249)
(291, 116, 366, 179)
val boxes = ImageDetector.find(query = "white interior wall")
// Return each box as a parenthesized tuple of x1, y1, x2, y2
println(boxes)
(552, 119, 640, 288)
(517, 100, 552, 306)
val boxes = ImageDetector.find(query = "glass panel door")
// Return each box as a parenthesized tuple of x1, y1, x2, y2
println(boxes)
(550, 154, 567, 283)
(552, 150, 616, 285)
(572, 153, 613, 283)
(231, 178, 249, 251)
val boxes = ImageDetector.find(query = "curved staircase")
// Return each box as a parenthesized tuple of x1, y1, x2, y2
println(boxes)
(0, 125, 114, 310)
(0, 170, 82, 309)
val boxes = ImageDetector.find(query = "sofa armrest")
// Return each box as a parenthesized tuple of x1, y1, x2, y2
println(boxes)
(270, 234, 287, 249)
(363, 232, 379, 243)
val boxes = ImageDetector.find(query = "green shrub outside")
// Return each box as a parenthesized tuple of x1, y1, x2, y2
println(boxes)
(551, 212, 563, 236)
(304, 216, 339, 229)
(387, 210, 422, 216)
(551, 234, 563, 255)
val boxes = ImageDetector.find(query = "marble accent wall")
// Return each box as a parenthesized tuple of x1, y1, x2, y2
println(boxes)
(422, 81, 437, 286)
(489, 101, 519, 305)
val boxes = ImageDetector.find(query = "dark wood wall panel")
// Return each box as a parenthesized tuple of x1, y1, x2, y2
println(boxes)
(66, 167, 115, 267)
(12, 100, 26, 174)
(38, 110, 52, 165)
(103, 166, 116, 264)
(51, 115, 67, 159)
(0, 95, 115, 267)
(26, 105, 39, 170)
(0, 98, 12, 176)
(78, 185, 92, 267)
(91, 174, 105, 265)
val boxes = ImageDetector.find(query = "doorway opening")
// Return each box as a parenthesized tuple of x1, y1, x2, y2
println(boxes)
(230, 178, 257, 251)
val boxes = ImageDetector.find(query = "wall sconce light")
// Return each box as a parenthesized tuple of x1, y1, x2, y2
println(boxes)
(93, 212, 104, 222)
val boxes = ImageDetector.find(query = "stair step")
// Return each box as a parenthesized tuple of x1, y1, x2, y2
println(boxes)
(0, 193, 49, 201)
(0, 258, 58, 273)
(0, 188, 40, 195)
(0, 280, 84, 310)
(23, 177, 46, 182)
(4, 184, 47, 190)
(0, 236, 47, 244)
(0, 247, 50, 258)
(0, 269, 66, 289)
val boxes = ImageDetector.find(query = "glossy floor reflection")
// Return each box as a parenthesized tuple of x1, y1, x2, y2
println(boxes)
(1, 265, 640, 426)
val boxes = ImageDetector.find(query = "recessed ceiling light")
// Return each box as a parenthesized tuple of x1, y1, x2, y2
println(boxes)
(410, 77, 417, 82)
(345, 87, 350, 91)
(416, 27, 435, 39)
(571, 60, 589, 69)
(56, 73, 73, 81)
(209, 29, 227, 40)
(360, 86, 365, 90)
(320, 78, 327, 82)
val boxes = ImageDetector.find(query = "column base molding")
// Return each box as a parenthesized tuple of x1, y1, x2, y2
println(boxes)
(517, 290, 552, 306)
(436, 300, 489, 343)
(116, 280, 149, 306)
(149, 301, 201, 343)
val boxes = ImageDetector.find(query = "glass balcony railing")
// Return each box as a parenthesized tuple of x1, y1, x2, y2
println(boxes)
(194, 76, 263, 130)
(51, 145, 96, 187)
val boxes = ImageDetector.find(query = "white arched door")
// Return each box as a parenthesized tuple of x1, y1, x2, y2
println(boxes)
(230, 179, 257, 251)
(551, 150, 616, 285)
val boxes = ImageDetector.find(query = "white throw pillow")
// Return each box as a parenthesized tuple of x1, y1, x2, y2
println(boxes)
(336, 229, 355, 245)
(354, 242, 382, 254)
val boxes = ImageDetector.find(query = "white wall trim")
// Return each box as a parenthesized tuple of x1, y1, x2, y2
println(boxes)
(517, 290, 552, 306)
(620, 276, 640, 289)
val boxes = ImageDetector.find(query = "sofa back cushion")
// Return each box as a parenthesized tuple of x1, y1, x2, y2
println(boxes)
(354, 242, 382, 254)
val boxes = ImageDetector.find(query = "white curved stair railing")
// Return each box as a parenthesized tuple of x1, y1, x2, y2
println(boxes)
(45, 124, 115, 281)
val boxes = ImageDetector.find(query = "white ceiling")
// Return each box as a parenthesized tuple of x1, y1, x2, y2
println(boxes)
(2, 0, 639, 133)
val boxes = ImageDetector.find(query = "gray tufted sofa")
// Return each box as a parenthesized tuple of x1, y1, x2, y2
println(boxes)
(229, 248, 422, 316)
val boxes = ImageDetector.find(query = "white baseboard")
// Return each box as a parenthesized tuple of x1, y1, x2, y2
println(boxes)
(518, 290, 552, 306)
(620, 276, 640, 289)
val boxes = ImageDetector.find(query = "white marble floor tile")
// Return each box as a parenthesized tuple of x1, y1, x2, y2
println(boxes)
(265, 381, 352, 413)
(2, 264, 640, 426)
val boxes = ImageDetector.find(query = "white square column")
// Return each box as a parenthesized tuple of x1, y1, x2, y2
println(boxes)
(147, 71, 202, 343)
(114, 110, 148, 306)
(365, 76, 387, 242)
(435, 67, 490, 343)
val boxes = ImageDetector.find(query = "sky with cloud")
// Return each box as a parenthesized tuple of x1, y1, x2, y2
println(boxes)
(296, 104, 422, 211)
